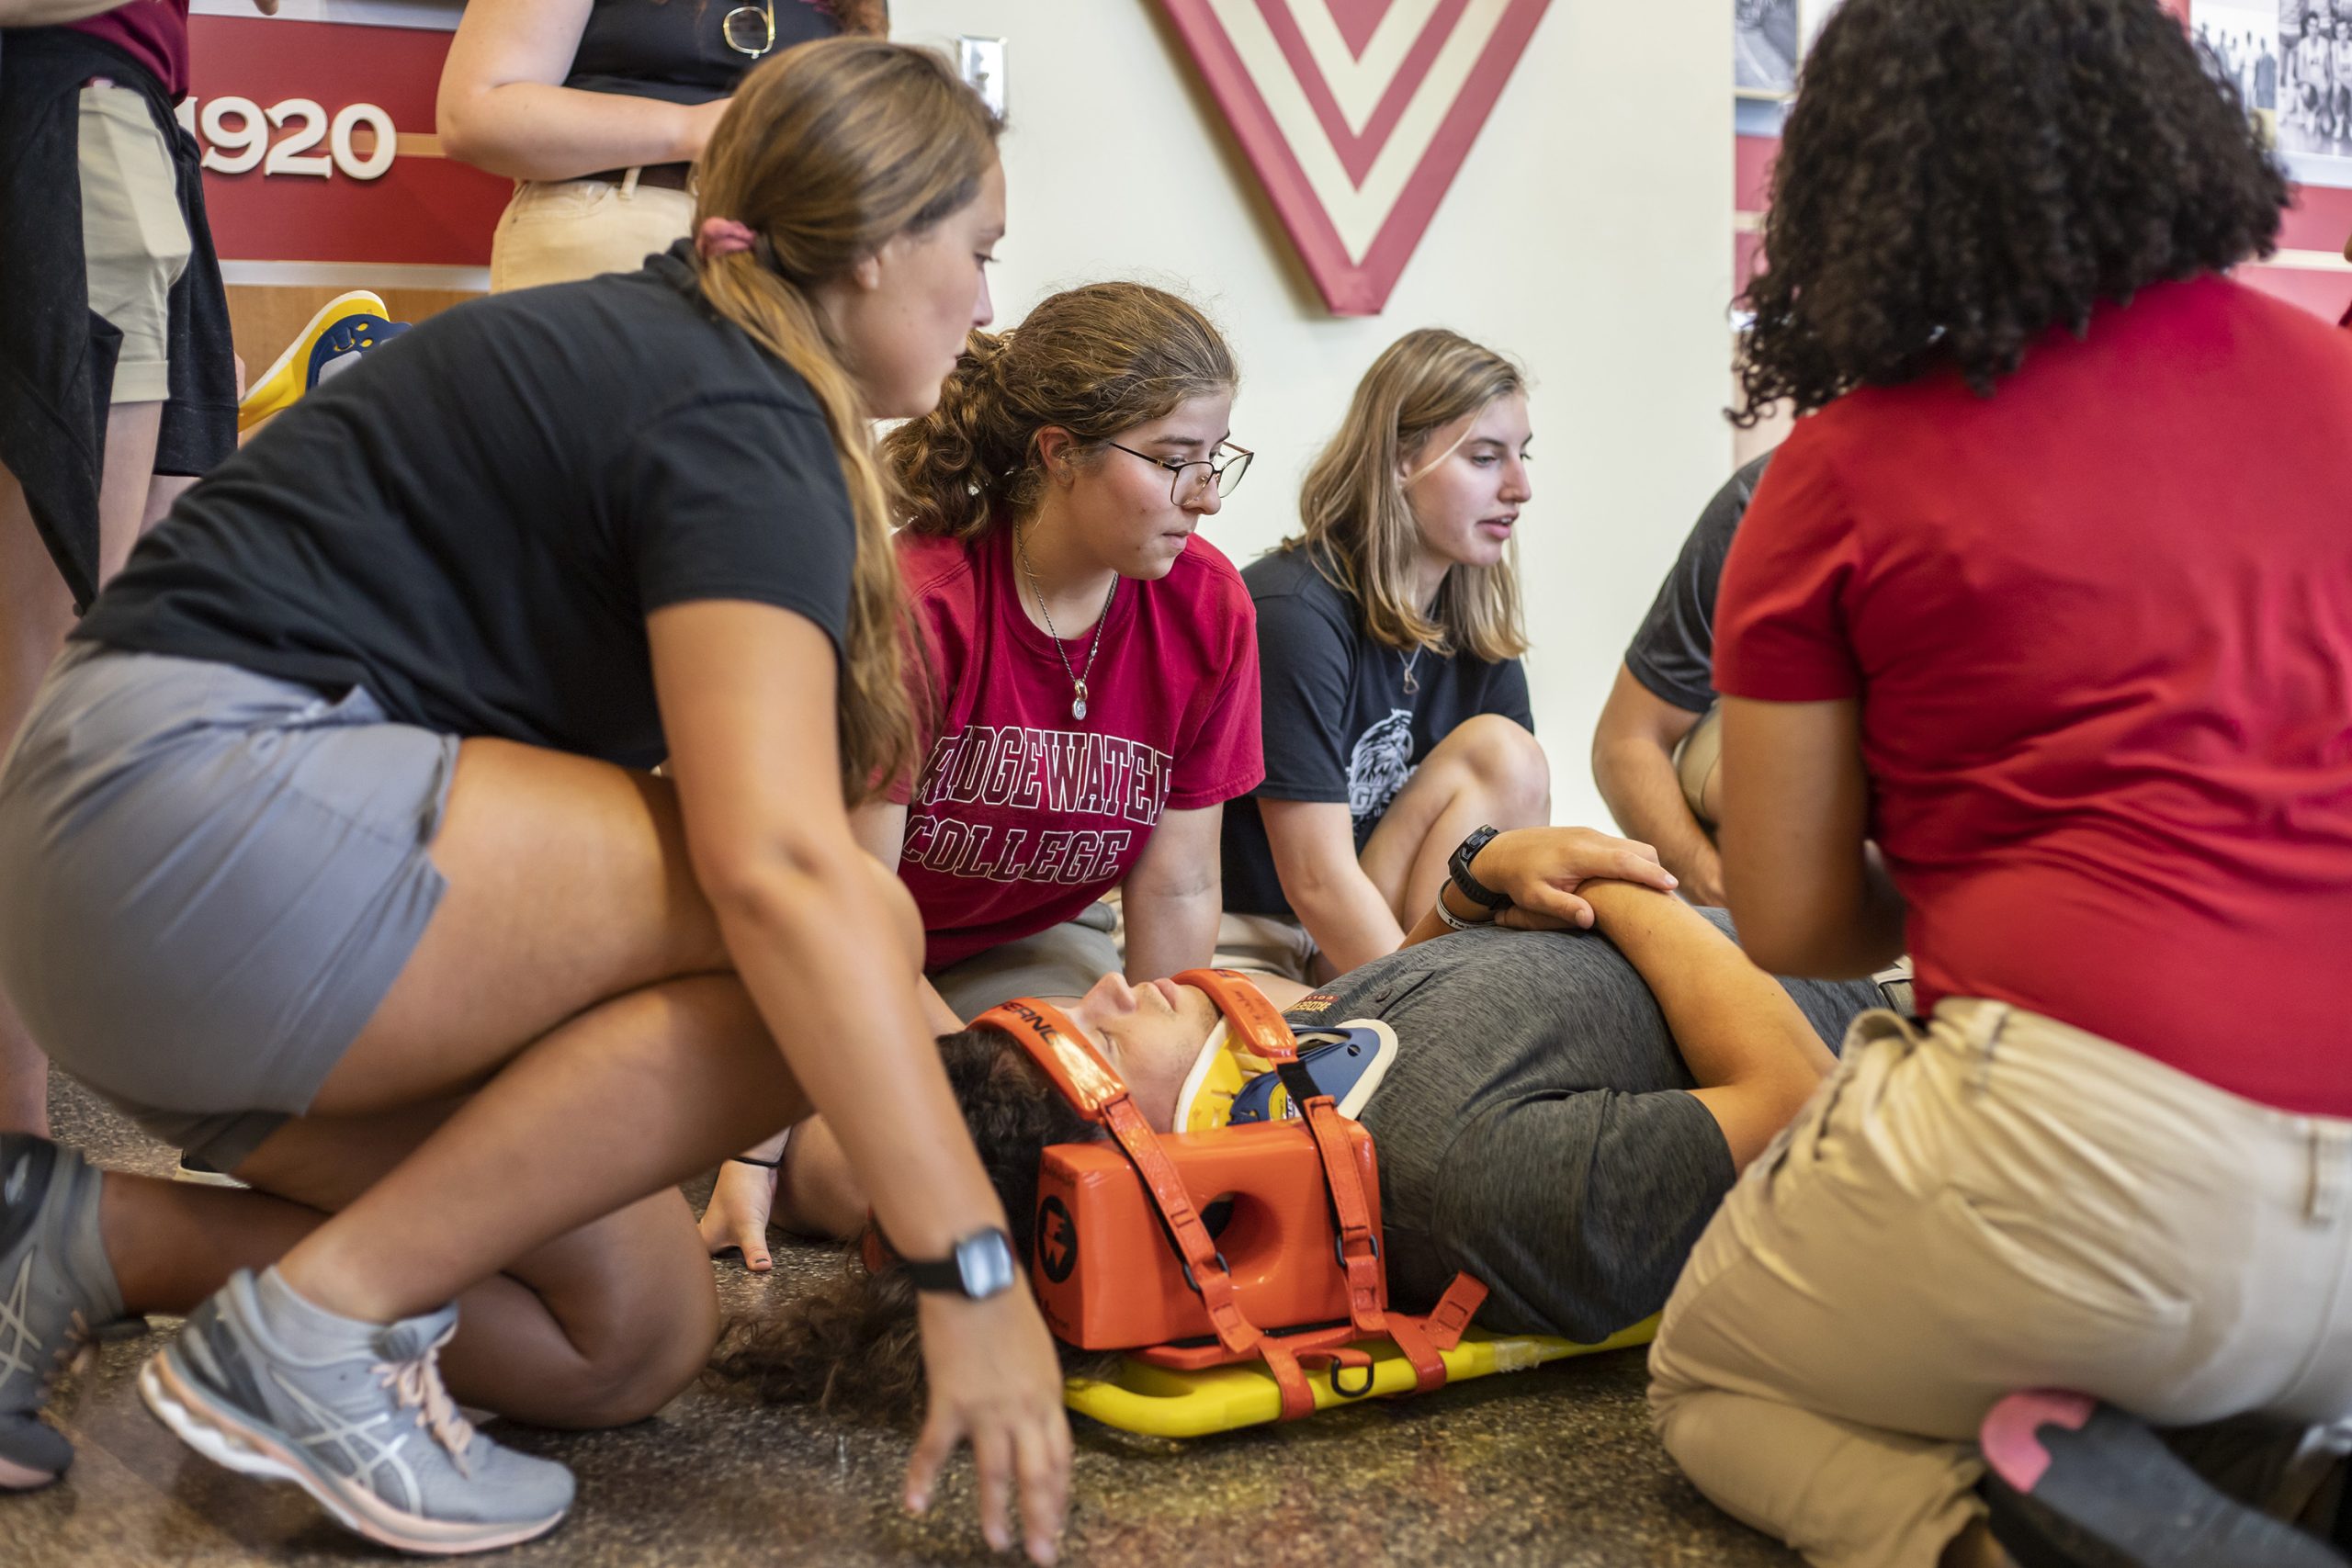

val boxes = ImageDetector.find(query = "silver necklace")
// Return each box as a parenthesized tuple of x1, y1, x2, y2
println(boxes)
(1400, 644, 1425, 696)
(1014, 525, 1117, 722)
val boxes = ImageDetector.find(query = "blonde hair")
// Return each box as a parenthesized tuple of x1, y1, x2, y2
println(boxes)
(692, 37, 1000, 801)
(886, 283, 1237, 539)
(1289, 329, 1529, 661)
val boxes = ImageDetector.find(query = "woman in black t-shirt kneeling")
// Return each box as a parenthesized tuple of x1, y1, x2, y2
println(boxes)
(0, 40, 1070, 1564)
(1221, 330, 1602, 980)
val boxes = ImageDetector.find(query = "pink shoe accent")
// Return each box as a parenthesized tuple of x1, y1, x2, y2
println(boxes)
(0, 1452, 58, 1489)
(1980, 1389, 2098, 1494)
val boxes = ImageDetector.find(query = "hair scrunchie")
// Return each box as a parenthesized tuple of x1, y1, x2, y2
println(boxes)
(695, 218, 758, 260)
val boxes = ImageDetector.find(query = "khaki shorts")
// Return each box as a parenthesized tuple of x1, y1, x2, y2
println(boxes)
(489, 174, 696, 292)
(929, 904, 1122, 1021)
(78, 83, 191, 404)
(1210, 910, 1321, 985)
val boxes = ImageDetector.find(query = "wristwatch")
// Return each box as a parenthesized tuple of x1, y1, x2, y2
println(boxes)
(1447, 824, 1511, 909)
(900, 1226, 1021, 1300)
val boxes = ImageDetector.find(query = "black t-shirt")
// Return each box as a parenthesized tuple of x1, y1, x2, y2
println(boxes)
(1622, 453, 1772, 714)
(76, 242, 855, 771)
(1221, 546, 1533, 919)
(564, 0, 841, 107)
(1290, 913, 1880, 1339)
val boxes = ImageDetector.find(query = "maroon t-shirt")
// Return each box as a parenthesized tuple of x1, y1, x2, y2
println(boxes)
(70, 0, 191, 98)
(895, 527, 1264, 972)
(1716, 275, 2352, 1116)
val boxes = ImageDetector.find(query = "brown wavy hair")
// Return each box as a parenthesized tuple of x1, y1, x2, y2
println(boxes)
(814, 0, 888, 33)
(1736, 0, 2288, 425)
(710, 1026, 1118, 1420)
(691, 38, 999, 799)
(1287, 329, 1529, 661)
(885, 284, 1237, 540)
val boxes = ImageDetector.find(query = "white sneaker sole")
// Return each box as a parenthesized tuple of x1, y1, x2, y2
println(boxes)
(139, 1352, 567, 1556)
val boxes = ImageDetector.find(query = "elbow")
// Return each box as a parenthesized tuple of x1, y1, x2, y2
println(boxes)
(435, 94, 525, 178)
(435, 98, 487, 172)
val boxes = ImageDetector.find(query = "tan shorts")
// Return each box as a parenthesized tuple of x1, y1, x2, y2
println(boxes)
(78, 82, 191, 404)
(488, 174, 697, 293)
(1674, 702, 1723, 828)
(1210, 910, 1322, 985)
(929, 904, 1122, 1021)
(1650, 998, 2352, 1568)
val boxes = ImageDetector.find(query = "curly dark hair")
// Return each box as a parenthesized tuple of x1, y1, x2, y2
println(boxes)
(707, 1027, 1120, 1422)
(1736, 0, 2289, 424)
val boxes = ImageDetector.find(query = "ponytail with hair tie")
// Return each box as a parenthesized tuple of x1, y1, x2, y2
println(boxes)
(695, 218, 759, 260)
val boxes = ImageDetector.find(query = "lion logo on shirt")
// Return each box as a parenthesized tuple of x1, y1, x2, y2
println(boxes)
(1348, 709, 1418, 826)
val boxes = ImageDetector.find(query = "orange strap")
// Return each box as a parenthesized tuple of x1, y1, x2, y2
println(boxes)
(1176, 970, 1389, 1338)
(975, 995, 1316, 1419)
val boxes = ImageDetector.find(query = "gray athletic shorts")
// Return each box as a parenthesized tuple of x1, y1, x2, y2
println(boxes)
(0, 646, 458, 1169)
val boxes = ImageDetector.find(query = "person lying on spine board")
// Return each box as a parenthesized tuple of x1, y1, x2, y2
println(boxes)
(715, 826, 1891, 1399)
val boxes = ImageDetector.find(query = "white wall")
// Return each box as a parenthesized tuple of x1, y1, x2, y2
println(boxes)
(894, 0, 1736, 830)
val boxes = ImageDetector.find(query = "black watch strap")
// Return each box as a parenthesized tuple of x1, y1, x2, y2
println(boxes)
(1448, 825, 1511, 909)
(900, 1226, 1020, 1300)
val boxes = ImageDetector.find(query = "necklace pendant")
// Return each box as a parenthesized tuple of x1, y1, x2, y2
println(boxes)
(1403, 669, 1420, 696)
(1072, 681, 1089, 722)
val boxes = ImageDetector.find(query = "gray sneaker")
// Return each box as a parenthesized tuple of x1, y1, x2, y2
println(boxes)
(140, 1269, 573, 1554)
(0, 1134, 125, 1491)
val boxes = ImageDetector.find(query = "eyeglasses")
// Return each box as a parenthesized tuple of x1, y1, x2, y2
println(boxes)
(722, 0, 775, 58)
(1102, 440, 1254, 504)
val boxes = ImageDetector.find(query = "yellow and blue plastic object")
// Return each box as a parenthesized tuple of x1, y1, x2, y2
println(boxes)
(1063, 1318, 1659, 1439)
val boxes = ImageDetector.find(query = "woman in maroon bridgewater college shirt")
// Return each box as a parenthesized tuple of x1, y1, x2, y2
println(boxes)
(700, 282, 1262, 1259)
(1645, 6, 2352, 1568)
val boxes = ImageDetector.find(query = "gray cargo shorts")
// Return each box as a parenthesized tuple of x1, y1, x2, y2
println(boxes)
(0, 646, 458, 1169)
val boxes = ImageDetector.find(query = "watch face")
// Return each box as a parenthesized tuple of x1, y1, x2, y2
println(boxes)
(956, 1229, 1019, 1299)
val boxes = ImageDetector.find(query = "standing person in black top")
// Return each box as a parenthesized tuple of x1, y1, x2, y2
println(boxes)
(1221, 330, 1661, 980)
(1589, 455, 1772, 908)
(0, 41, 1071, 1564)
(439, 0, 885, 291)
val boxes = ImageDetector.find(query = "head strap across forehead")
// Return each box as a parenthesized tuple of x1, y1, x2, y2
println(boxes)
(970, 997, 1131, 1121)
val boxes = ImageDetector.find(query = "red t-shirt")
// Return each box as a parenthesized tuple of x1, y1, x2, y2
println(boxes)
(70, 0, 191, 99)
(895, 528, 1264, 972)
(1716, 276, 2352, 1116)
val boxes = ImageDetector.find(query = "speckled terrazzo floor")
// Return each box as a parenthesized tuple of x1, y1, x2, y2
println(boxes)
(14, 1075, 1801, 1568)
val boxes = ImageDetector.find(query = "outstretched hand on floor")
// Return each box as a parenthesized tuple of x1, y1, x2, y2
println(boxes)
(908, 1289, 1072, 1566)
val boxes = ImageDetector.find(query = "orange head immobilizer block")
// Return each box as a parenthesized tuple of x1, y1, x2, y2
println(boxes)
(969, 971, 1487, 1419)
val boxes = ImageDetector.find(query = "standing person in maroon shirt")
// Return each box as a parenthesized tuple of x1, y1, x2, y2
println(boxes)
(700, 282, 1265, 1261)
(1646, 5, 2352, 1568)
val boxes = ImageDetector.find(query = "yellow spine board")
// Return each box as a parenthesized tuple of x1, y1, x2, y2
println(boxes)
(1062, 1319, 1660, 1439)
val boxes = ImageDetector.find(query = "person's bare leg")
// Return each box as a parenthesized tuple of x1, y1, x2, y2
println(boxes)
(130, 737, 856, 1341)
(1357, 713, 1552, 925)
(277, 971, 804, 1332)
(0, 466, 76, 1135)
(0, 402, 166, 1134)
(91, 1107, 721, 1427)
(771, 1115, 868, 1239)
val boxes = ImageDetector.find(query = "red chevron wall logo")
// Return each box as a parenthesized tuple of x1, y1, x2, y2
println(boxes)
(1158, 0, 1553, 315)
